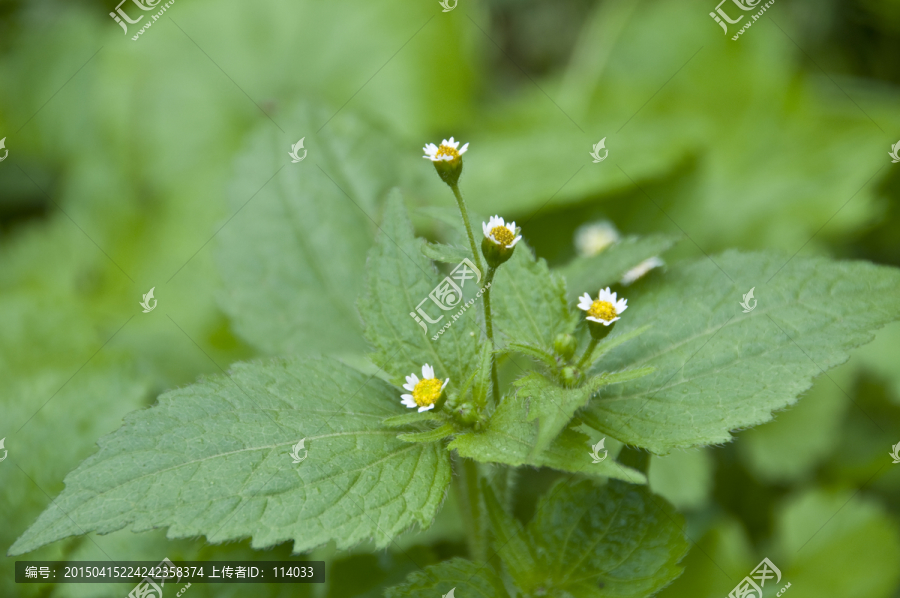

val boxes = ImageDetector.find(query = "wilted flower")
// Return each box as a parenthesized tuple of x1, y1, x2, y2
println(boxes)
(620, 257, 664, 285)
(575, 221, 619, 257)
(400, 364, 449, 412)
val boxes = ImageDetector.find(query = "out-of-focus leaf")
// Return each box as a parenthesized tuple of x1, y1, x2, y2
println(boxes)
(773, 488, 900, 598)
(558, 234, 679, 301)
(217, 105, 402, 356)
(738, 367, 849, 484)
(649, 448, 714, 511)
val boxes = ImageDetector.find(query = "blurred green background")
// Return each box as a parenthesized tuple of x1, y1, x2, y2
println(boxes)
(1, 0, 899, 596)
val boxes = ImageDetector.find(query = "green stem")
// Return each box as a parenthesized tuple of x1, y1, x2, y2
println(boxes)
(482, 267, 500, 405)
(449, 183, 484, 274)
(576, 336, 600, 370)
(454, 454, 488, 562)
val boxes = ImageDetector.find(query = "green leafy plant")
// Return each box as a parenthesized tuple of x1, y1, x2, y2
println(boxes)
(10, 131, 900, 598)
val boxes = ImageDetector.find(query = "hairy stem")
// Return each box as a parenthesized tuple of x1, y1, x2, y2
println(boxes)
(482, 267, 500, 404)
(576, 336, 600, 370)
(449, 183, 484, 274)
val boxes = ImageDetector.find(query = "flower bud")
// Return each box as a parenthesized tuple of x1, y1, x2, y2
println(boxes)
(560, 366, 580, 387)
(554, 333, 577, 361)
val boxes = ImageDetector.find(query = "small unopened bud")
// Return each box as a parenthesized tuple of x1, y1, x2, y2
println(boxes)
(560, 366, 580, 387)
(554, 333, 577, 361)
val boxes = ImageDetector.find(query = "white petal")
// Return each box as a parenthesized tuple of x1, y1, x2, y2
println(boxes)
(401, 396, 417, 408)
(422, 364, 435, 379)
(482, 221, 489, 236)
(403, 383, 415, 392)
(407, 374, 420, 387)
(459, 142, 469, 154)
(418, 404, 436, 412)
(441, 378, 449, 390)
(508, 236, 522, 248)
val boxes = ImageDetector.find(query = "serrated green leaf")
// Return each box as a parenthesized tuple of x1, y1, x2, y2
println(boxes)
(523, 480, 688, 598)
(421, 242, 473, 265)
(384, 557, 509, 598)
(584, 251, 900, 453)
(10, 357, 450, 556)
(448, 386, 645, 484)
(493, 242, 577, 350)
(559, 234, 679, 301)
(359, 191, 480, 384)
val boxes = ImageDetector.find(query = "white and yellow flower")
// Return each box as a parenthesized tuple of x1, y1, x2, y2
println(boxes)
(482, 215, 522, 249)
(400, 364, 449, 412)
(423, 137, 469, 163)
(577, 288, 627, 326)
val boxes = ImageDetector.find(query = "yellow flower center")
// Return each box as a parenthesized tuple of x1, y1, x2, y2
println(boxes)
(490, 225, 515, 246)
(435, 144, 460, 161)
(412, 378, 443, 407)
(588, 300, 617, 322)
